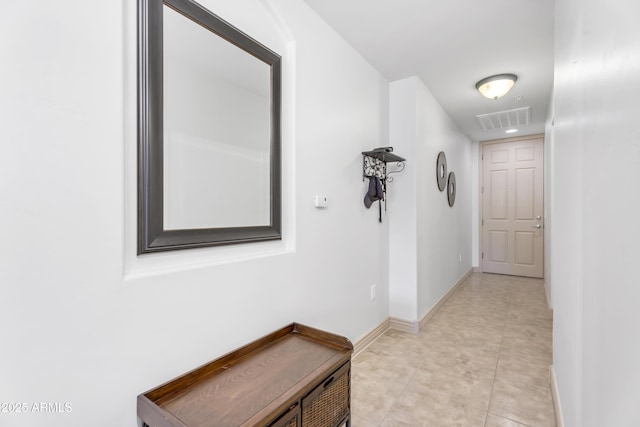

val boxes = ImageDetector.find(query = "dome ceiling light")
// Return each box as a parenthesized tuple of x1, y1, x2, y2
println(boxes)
(475, 74, 518, 100)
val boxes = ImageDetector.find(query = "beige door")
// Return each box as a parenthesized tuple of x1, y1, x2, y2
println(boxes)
(481, 137, 544, 278)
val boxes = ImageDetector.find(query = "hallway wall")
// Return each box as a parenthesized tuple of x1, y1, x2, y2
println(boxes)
(551, 0, 640, 424)
(0, 1, 391, 426)
(389, 77, 473, 323)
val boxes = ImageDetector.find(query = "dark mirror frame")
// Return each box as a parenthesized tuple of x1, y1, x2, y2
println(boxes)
(137, 0, 282, 254)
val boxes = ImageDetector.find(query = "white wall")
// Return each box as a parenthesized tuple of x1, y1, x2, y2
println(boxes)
(551, 0, 640, 425)
(388, 79, 419, 321)
(0, 1, 390, 426)
(543, 92, 554, 307)
(389, 77, 473, 323)
(470, 144, 481, 268)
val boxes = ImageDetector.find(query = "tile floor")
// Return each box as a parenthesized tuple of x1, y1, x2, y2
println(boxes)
(350, 273, 555, 427)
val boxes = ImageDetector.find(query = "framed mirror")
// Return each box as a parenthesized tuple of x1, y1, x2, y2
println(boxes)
(137, 0, 282, 254)
(436, 151, 447, 192)
(447, 171, 456, 207)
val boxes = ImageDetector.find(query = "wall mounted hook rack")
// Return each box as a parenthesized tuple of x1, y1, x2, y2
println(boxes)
(362, 147, 406, 219)
(362, 147, 406, 183)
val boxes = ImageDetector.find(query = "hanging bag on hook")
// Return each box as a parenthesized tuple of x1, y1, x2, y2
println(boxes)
(364, 176, 384, 222)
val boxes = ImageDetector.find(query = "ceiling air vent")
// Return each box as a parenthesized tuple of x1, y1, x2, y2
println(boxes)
(476, 106, 530, 131)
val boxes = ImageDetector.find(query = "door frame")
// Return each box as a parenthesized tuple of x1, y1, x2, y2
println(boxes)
(477, 133, 545, 275)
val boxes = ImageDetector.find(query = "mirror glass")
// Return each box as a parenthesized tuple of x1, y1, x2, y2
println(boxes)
(137, 0, 282, 254)
(163, 5, 271, 229)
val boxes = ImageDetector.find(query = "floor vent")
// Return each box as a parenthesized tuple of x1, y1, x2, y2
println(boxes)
(476, 106, 531, 131)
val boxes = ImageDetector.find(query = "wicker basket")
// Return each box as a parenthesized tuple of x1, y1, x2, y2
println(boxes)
(302, 364, 350, 427)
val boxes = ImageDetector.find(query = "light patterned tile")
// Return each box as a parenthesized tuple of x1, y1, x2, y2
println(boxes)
(427, 312, 505, 343)
(420, 335, 500, 373)
(350, 414, 377, 427)
(495, 353, 551, 390)
(366, 330, 430, 358)
(380, 387, 487, 427)
(500, 331, 552, 363)
(489, 380, 556, 427)
(351, 368, 406, 425)
(503, 320, 552, 345)
(449, 322, 505, 345)
(406, 362, 495, 411)
(485, 413, 530, 426)
(506, 307, 553, 325)
(351, 273, 555, 427)
(510, 285, 549, 310)
(352, 347, 421, 384)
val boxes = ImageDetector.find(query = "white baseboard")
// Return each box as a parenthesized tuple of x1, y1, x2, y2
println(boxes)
(353, 269, 473, 355)
(472, 266, 483, 273)
(352, 318, 390, 358)
(389, 317, 419, 334)
(419, 268, 472, 330)
(550, 365, 564, 427)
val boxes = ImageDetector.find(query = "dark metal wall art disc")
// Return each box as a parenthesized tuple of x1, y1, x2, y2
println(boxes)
(436, 151, 447, 191)
(447, 171, 456, 207)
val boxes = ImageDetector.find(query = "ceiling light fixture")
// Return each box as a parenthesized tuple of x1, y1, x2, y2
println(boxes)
(476, 74, 518, 100)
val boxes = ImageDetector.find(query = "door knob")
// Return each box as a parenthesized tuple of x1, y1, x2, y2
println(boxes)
(536, 215, 542, 220)
(532, 224, 542, 229)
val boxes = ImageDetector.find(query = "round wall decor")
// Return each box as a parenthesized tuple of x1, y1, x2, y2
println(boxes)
(447, 171, 456, 207)
(436, 151, 447, 191)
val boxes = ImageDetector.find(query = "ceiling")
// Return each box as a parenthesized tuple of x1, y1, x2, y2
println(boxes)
(301, 0, 555, 142)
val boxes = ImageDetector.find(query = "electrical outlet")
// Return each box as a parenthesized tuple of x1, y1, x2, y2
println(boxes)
(459, 253, 462, 262)
(370, 284, 376, 301)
